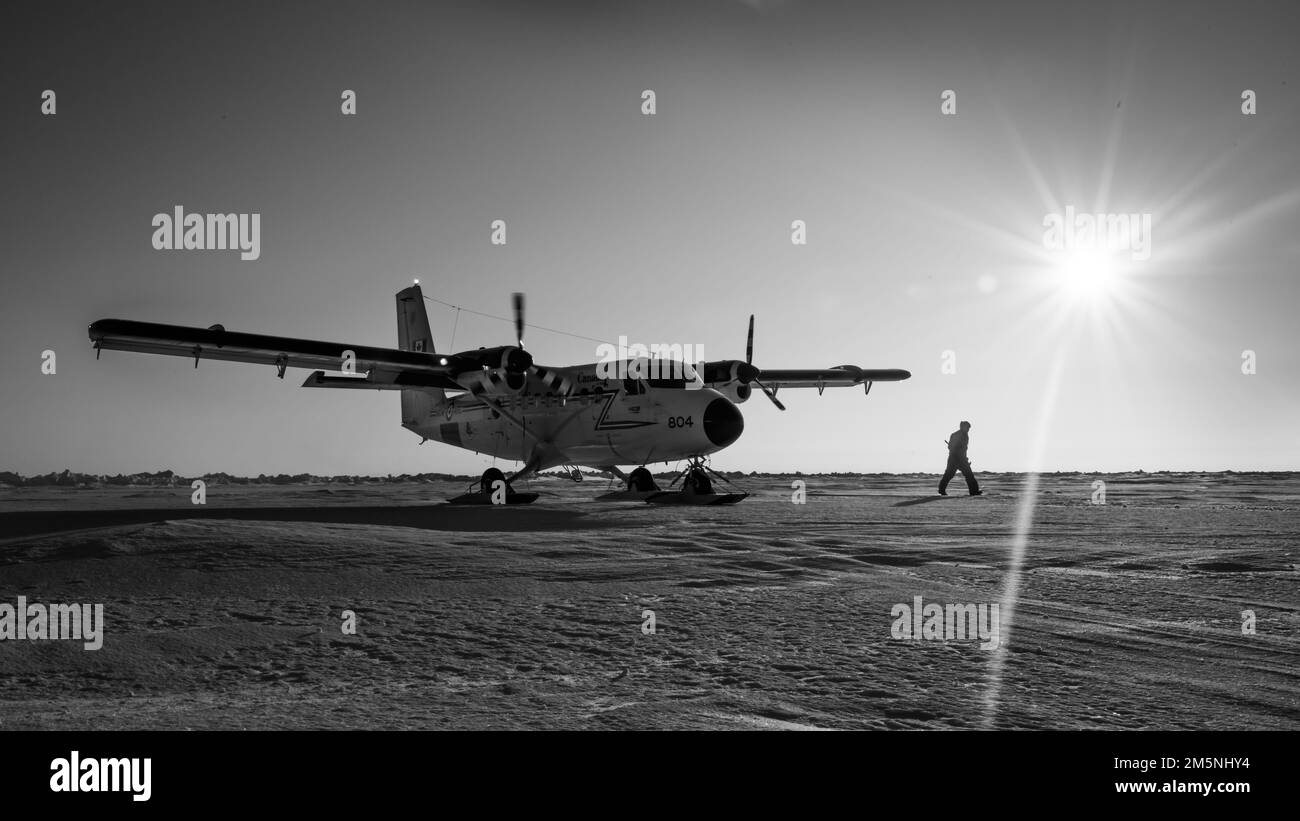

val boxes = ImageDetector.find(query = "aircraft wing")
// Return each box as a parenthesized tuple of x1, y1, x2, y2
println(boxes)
(754, 365, 911, 390)
(87, 318, 465, 389)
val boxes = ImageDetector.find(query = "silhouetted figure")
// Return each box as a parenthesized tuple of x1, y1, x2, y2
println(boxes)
(939, 420, 982, 496)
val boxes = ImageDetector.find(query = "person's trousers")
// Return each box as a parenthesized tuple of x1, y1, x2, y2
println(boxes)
(939, 454, 980, 495)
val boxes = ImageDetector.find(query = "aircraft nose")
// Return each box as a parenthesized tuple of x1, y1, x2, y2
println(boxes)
(703, 397, 744, 448)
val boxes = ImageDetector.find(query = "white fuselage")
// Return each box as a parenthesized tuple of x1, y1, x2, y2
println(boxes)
(404, 361, 744, 470)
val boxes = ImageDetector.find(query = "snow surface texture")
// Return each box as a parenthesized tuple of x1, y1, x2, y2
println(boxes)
(1, 473, 1295, 730)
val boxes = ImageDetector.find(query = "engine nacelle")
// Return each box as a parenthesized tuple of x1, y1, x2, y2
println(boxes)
(449, 345, 532, 375)
(455, 368, 526, 396)
(716, 380, 752, 404)
(700, 360, 754, 403)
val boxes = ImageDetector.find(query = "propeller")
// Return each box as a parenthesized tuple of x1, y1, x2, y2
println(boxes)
(746, 314, 754, 365)
(452, 292, 585, 399)
(496, 292, 531, 378)
(510, 292, 572, 398)
(512, 292, 525, 349)
(742, 314, 786, 411)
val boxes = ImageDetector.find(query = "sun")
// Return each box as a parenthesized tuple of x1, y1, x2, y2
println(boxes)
(1056, 244, 1119, 300)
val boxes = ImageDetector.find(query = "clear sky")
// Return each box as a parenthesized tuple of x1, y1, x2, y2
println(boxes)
(2, 0, 1297, 476)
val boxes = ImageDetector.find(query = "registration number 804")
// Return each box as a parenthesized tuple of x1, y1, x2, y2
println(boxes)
(667, 416, 693, 429)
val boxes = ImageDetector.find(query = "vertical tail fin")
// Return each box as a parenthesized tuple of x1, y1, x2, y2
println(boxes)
(396, 284, 436, 354)
(396, 284, 446, 431)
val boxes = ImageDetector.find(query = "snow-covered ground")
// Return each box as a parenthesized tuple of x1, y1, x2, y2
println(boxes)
(1, 473, 1296, 729)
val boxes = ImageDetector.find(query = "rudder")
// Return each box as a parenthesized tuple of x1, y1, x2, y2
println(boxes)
(396, 284, 446, 431)
(397, 284, 436, 354)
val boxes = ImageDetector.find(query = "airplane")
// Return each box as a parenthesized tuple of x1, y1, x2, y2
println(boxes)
(87, 283, 911, 504)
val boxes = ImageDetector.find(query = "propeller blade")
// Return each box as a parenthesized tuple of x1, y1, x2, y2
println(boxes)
(512, 292, 525, 348)
(753, 377, 786, 411)
(529, 365, 573, 398)
(746, 314, 755, 365)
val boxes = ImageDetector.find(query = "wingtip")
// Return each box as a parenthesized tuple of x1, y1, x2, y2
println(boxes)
(87, 319, 112, 340)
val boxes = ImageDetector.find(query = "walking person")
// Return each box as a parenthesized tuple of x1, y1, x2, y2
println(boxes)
(939, 421, 983, 496)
